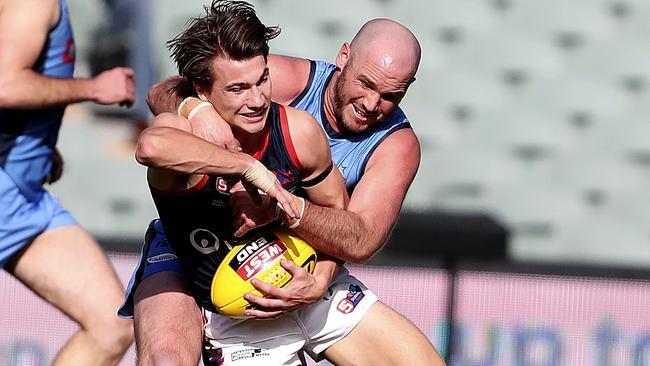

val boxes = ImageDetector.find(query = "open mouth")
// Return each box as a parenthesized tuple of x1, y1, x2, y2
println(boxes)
(241, 109, 266, 122)
(352, 104, 377, 122)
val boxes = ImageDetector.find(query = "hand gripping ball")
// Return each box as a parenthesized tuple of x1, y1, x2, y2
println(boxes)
(211, 226, 317, 317)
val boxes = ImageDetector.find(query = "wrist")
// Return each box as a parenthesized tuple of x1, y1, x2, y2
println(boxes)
(178, 96, 212, 120)
(87, 78, 101, 103)
(242, 159, 277, 193)
(281, 196, 305, 229)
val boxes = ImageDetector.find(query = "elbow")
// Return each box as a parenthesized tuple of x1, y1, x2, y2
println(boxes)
(0, 80, 13, 107)
(348, 254, 369, 265)
(135, 129, 165, 167)
(347, 245, 377, 264)
(348, 235, 385, 264)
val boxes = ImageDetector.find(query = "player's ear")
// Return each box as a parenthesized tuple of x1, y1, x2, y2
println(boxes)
(335, 42, 350, 69)
(192, 81, 209, 101)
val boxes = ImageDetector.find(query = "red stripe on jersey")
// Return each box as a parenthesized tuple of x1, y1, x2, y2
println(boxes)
(251, 118, 271, 161)
(278, 105, 303, 171)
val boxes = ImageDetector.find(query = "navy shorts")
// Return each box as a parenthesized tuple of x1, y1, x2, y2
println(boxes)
(118, 219, 184, 318)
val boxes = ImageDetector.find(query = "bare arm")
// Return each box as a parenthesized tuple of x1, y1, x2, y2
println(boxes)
(241, 108, 347, 317)
(0, 0, 134, 108)
(136, 114, 251, 178)
(295, 128, 421, 263)
(146, 76, 195, 115)
(137, 113, 299, 217)
(266, 54, 312, 105)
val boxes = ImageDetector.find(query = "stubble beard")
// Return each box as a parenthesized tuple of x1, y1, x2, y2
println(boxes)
(332, 75, 355, 136)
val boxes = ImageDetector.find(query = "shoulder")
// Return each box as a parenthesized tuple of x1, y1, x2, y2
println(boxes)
(366, 126, 420, 176)
(1, 0, 60, 25)
(282, 105, 330, 173)
(283, 106, 326, 146)
(267, 54, 311, 105)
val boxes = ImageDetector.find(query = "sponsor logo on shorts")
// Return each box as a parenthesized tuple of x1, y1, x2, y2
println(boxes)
(337, 284, 365, 314)
(146, 253, 178, 264)
(231, 348, 269, 362)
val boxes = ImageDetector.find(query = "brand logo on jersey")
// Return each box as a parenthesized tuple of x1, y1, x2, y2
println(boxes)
(229, 233, 287, 280)
(189, 228, 221, 254)
(63, 39, 75, 63)
(337, 284, 365, 314)
(146, 253, 178, 264)
(215, 177, 229, 194)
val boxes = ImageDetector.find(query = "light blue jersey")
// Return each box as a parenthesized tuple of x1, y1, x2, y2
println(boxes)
(289, 60, 411, 192)
(0, 0, 76, 267)
(0, 0, 75, 201)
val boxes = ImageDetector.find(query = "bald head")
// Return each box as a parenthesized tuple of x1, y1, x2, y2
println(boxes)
(349, 19, 421, 80)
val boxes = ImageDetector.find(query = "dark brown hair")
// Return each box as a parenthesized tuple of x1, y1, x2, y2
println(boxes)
(167, 0, 280, 91)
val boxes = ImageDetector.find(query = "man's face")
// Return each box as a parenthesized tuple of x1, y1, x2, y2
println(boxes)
(201, 54, 271, 135)
(333, 53, 411, 135)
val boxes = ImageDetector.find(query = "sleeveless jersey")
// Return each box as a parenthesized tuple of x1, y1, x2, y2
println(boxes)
(289, 60, 411, 192)
(151, 103, 304, 312)
(0, 0, 75, 201)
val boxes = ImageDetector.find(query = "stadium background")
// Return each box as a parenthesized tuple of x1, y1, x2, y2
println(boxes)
(2, 0, 650, 365)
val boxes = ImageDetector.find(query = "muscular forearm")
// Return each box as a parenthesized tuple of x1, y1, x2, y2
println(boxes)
(136, 126, 251, 176)
(295, 203, 383, 263)
(147, 76, 194, 115)
(0, 70, 96, 108)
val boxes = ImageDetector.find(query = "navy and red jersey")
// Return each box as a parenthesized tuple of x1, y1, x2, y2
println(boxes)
(151, 103, 305, 311)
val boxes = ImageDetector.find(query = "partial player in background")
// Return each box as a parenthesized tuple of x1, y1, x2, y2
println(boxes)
(0, 0, 135, 365)
(144, 2, 445, 365)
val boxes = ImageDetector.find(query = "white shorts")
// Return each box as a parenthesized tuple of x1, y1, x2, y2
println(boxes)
(203, 267, 379, 366)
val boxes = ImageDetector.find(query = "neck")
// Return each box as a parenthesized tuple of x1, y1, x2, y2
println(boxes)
(233, 130, 259, 155)
(323, 71, 341, 134)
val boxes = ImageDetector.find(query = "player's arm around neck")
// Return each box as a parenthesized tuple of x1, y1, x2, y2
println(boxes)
(299, 128, 421, 263)
(0, 0, 133, 108)
(136, 112, 255, 190)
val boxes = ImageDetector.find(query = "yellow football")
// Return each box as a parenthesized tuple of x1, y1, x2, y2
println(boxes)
(211, 226, 317, 317)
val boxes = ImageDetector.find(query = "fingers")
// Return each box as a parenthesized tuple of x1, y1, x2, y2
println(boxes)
(123, 69, 136, 106)
(243, 307, 284, 319)
(226, 141, 243, 153)
(229, 181, 245, 193)
(270, 185, 298, 220)
(243, 283, 291, 318)
(279, 259, 306, 277)
(250, 278, 287, 299)
(233, 213, 254, 238)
